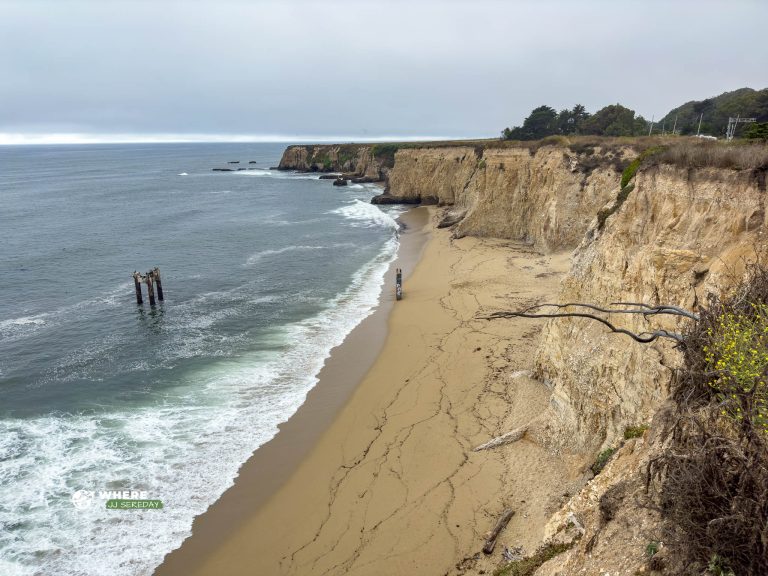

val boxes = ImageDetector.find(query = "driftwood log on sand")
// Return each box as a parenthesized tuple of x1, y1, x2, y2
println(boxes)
(473, 425, 528, 451)
(483, 508, 515, 554)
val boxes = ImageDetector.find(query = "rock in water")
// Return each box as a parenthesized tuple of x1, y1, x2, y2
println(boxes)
(371, 193, 420, 205)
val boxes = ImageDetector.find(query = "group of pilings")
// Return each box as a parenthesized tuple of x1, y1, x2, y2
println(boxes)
(133, 267, 164, 306)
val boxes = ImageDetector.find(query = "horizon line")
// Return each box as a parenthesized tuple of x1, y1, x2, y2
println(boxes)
(0, 132, 483, 146)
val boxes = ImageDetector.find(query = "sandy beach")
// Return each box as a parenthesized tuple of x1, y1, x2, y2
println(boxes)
(157, 208, 587, 576)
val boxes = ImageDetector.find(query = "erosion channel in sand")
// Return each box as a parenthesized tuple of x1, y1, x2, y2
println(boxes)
(157, 207, 588, 576)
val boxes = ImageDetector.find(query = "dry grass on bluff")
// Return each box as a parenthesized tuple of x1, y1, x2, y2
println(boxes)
(654, 139, 768, 170)
(362, 135, 768, 173)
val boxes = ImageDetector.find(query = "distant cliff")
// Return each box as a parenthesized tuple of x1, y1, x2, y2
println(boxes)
(278, 140, 630, 252)
(278, 144, 385, 180)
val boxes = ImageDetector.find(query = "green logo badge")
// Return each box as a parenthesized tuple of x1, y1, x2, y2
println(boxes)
(106, 499, 164, 510)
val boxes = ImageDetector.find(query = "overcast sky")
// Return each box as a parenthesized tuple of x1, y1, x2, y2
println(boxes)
(0, 0, 766, 143)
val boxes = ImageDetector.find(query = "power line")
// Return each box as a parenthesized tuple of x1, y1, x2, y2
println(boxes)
(726, 116, 756, 140)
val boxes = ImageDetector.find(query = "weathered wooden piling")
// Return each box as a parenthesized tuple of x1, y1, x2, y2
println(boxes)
(146, 274, 156, 306)
(132, 268, 164, 306)
(153, 268, 164, 301)
(395, 268, 403, 301)
(133, 272, 143, 305)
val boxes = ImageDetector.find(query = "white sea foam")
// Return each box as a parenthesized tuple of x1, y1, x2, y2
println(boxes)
(177, 172, 188, 176)
(330, 199, 399, 230)
(0, 314, 48, 340)
(0, 233, 400, 576)
(234, 169, 321, 180)
(244, 245, 326, 266)
(0, 283, 132, 345)
(235, 168, 273, 176)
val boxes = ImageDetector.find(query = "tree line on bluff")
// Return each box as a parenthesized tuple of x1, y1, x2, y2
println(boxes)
(502, 87, 768, 141)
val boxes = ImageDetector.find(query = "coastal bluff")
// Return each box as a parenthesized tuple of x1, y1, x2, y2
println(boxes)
(277, 139, 768, 573)
(278, 139, 767, 453)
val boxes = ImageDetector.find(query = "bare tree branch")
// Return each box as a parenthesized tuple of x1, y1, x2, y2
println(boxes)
(479, 302, 691, 343)
(610, 302, 700, 321)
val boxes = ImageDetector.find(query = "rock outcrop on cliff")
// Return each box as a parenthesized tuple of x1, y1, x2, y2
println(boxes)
(278, 144, 385, 180)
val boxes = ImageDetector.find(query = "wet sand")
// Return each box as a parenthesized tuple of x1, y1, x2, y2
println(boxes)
(157, 209, 585, 576)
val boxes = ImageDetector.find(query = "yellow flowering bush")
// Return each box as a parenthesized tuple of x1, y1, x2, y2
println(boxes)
(704, 303, 768, 433)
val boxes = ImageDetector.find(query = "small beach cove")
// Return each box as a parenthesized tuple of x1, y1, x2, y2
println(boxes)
(156, 209, 588, 576)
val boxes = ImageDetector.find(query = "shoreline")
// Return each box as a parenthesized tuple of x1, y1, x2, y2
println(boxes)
(158, 213, 590, 576)
(155, 206, 432, 574)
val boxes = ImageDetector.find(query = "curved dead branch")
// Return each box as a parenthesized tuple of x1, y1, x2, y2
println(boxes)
(480, 302, 692, 343)
(610, 302, 700, 321)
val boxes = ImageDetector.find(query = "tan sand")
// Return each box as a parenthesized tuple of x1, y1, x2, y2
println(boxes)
(158, 209, 586, 576)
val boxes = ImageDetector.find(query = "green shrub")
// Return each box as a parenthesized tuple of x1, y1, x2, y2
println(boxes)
(708, 554, 735, 576)
(596, 183, 634, 230)
(647, 260, 768, 575)
(624, 424, 649, 439)
(621, 145, 666, 188)
(745, 122, 768, 141)
(371, 143, 401, 167)
(646, 541, 660, 558)
(494, 541, 575, 576)
(591, 448, 616, 475)
(703, 303, 768, 433)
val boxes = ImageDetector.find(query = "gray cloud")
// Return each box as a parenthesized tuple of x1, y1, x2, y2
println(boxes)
(1, 0, 766, 142)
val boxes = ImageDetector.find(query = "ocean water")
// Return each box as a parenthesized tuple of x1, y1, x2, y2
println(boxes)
(0, 143, 403, 576)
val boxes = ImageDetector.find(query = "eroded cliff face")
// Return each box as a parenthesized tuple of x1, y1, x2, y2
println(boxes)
(386, 146, 622, 252)
(279, 142, 765, 453)
(279, 141, 766, 573)
(381, 144, 765, 452)
(534, 164, 765, 453)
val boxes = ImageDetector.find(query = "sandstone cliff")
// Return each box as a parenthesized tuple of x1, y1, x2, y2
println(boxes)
(534, 163, 765, 453)
(278, 141, 765, 452)
(279, 140, 767, 573)
(278, 144, 385, 180)
(387, 145, 623, 251)
(279, 142, 627, 252)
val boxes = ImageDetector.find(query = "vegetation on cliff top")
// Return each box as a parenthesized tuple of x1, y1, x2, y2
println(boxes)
(501, 88, 768, 141)
(370, 143, 401, 167)
(288, 137, 768, 187)
(502, 103, 650, 140)
(648, 261, 768, 575)
(658, 87, 768, 138)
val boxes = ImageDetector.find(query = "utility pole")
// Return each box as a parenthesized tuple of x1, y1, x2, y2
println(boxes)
(648, 115, 655, 136)
(726, 116, 756, 140)
(697, 113, 703, 136)
(672, 114, 678, 135)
